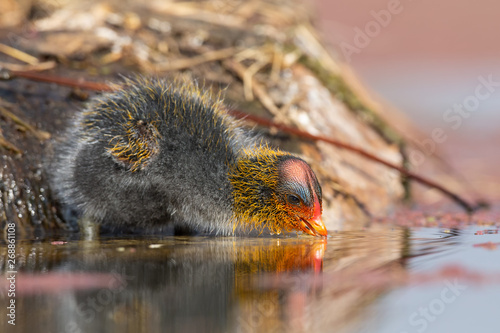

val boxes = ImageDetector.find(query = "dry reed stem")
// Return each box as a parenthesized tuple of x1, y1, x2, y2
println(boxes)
(0, 102, 51, 141)
(0, 60, 56, 72)
(243, 58, 269, 101)
(153, 47, 239, 72)
(224, 59, 281, 116)
(149, 2, 244, 28)
(0, 43, 39, 65)
(293, 25, 342, 75)
(274, 91, 306, 124)
(0, 135, 22, 155)
(270, 45, 283, 82)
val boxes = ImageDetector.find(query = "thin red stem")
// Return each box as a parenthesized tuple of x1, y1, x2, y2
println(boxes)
(5, 70, 483, 212)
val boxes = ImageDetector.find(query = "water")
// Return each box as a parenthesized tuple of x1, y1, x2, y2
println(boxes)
(0, 224, 499, 333)
(357, 226, 500, 333)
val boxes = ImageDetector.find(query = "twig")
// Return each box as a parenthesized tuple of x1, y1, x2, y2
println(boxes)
(243, 59, 269, 101)
(1, 71, 484, 212)
(6, 70, 114, 91)
(0, 60, 56, 72)
(0, 103, 51, 141)
(223, 59, 281, 115)
(0, 43, 39, 65)
(0, 135, 22, 155)
(149, 2, 244, 28)
(153, 47, 239, 72)
(270, 45, 283, 82)
(274, 91, 305, 124)
(228, 110, 483, 213)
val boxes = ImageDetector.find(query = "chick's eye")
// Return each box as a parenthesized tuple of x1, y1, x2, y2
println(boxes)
(287, 194, 301, 205)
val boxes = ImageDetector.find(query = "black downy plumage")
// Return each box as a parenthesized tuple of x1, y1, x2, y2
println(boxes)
(50, 77, 326, 236)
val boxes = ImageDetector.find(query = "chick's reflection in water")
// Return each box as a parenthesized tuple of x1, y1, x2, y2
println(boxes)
(12, 237, 326, 333)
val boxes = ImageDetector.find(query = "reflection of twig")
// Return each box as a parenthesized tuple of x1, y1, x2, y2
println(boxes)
(2, 70, 485, 213)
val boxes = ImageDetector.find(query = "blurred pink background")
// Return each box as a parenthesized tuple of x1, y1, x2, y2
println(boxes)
(314, 0, 500, 199)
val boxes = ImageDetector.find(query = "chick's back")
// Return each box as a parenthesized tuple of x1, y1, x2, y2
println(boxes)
(51, 77, 257, 233)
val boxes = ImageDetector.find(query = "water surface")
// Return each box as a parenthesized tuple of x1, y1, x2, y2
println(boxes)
(1, 224, 499, 333)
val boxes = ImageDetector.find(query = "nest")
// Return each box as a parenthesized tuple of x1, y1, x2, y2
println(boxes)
(1, 0, 469, 232)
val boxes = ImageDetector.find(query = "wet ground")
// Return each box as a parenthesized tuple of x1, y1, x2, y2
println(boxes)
(1, 220, 499, 333)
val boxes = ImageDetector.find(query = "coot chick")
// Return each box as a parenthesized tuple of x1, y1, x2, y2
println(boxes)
(51, 77, 326, 236)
